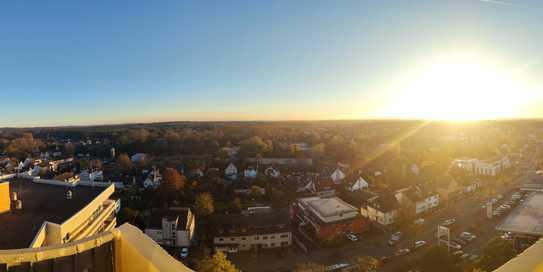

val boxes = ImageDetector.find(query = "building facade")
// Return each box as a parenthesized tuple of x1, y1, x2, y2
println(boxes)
(145, 207, 196, 248)
(211, 208, 291, 253)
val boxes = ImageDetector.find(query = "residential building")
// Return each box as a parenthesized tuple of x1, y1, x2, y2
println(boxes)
(210, 208, 291, 253)
(145, 207, 196, 248)
(395, 186, 440, 215)
(345, 191, 399, 227)
(0, 178, 118, 249)
(292, 196, 367, 241)
(225, 163, 238, 179)
(452, 156, 511, 176)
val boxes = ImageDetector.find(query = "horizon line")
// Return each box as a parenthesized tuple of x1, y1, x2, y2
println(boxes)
(3, 117, 543, 130)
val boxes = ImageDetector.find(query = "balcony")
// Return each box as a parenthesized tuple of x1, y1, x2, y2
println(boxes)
(0, 223, 193, 272)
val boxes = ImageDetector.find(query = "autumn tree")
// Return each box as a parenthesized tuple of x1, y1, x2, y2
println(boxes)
(6, 133, 42, 157)
(117, 153, 132, 171)
(158, 168, 185, 204)
(419, 246, 460, 272)
(477, 237, 516, 271)
(229, 197, 242, 213)
(294, 262, 326, 272)
(239, 136, 272, 157)
(195, 192, 215, 217)
(197, 251, 238, 272)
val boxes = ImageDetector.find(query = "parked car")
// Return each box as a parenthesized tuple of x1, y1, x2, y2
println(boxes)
(346, 233, 358, 242)
(391, 232, 402, 241)
(447, 241, 462, 250)
(380, 256, 391, 264)
(459, 232, 477, 242)
(469, 254, 480, 261)
(452, 250, 463, 257)
(413, 218, 425, 226)
(388, 239, 398, 246)
(414, 240, 427, 249)
(501, 232, 513, 240)
(395, 248, 410, 256)
(180, 247, 189, 258)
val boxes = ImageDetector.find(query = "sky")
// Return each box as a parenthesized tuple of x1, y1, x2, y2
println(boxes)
(1, 0, 542, 127)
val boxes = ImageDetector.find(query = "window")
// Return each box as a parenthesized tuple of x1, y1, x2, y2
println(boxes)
(280, 234, 288, 238)
(255, 236, 260, 240)
(270, 236, 275, 239)
(241, 237, 246, 240)
(230, 238, 235, 241)
(270, 243, 275, 247)
(263, 236, 267, 240)
(219, 238, 224, 241)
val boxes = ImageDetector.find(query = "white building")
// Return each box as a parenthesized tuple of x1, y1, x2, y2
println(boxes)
(244, 167, 257, 179)
(143, 167, 162, 189)
(452, 156, 511, 176)
(225, 163, 238, 179)
(395, 186, 440, 215)
(211, 208, 291, 253)
(264, 167, 280, 178)
(145, 207, 196, 248)
(330, 168, 346, 184)
(348, 176, 369, 191)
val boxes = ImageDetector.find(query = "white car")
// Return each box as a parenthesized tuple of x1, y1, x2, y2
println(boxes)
(459, 232, 476, 242)
(395, 248, 411, 256)
(414, 240, 427, 248)
(180, 247, 188, 258)
(448, 241, 462, 250)
(413, 218, 425, 226)
(346, 233, 358, 242)
(391, 231, 402, 241)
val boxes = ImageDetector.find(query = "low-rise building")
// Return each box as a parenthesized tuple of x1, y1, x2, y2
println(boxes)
(452, 156, 511, 176)
(144, 207, 196, 248)
(210, 208, 291, 253)
(395, 186, 439, 215)
(292, 196, 367, 241)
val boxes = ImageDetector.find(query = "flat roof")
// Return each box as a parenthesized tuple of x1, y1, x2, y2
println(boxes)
(0, 178, 107, 249)
(496, 192, 543, 236)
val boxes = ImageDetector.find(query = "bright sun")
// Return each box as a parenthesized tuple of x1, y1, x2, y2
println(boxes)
(380, 55, 532, 121)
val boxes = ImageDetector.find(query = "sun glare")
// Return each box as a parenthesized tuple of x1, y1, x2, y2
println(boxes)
(380, 55, 533, 121)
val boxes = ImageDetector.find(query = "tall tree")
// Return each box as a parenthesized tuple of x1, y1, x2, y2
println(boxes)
(477, 237, 516, 271)
(197, 251, 239, 272)
(117, 153, 132, 171)
(6, 133, 42, 157)
(158, 168, 185, 204)
(419, 246, 460, 272)
(195, 192, 215, 217)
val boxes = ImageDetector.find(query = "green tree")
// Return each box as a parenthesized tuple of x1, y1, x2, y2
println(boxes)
(195, 192, 215, 217)
(239, 136, 272, 157)
(197, 251, 239, 272)
(419, 246, 460, 272)
(117, 153, 132, 171)
(477, 237, 516, 271)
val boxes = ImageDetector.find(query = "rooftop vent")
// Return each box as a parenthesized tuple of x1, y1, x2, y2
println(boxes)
(66, 190, 73, 200)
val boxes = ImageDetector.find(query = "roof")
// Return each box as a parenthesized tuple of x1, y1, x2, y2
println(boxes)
(368, 194, 400, 213)
(342, 190, 378, 207)
(0, 178, 107, 249)
(496, 192, 543, 236)
(299, 196, 357, 217)
(209, 209, 290, 237)
(146, 207, 191, 230)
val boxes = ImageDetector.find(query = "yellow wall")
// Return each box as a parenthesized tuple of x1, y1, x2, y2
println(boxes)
(0, 223, 193, 272)
(0, 182, 10, 214)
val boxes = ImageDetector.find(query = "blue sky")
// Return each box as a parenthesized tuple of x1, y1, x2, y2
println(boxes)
(1, 1, 542, 127)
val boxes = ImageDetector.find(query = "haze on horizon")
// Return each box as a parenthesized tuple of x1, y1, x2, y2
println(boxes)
(1, 1, 543, 127)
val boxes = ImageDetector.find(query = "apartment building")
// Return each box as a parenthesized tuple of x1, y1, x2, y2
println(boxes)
(210, 207, 291, 253)
(145, 207, 196, 248)
(395, 186, 440, 215)
(0, 178, 118, 249)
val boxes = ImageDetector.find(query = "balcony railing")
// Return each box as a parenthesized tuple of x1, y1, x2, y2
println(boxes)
(0, 223, 193, 272)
